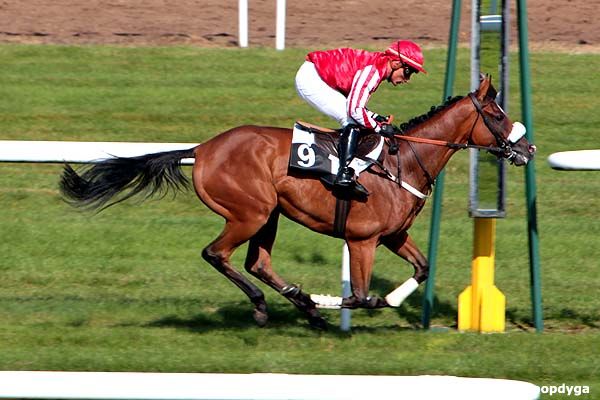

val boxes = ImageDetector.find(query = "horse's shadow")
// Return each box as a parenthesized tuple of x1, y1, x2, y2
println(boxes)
(141, 273, 459, 335)
(145, 303, 309, 334)
(140, 272, 599, 333)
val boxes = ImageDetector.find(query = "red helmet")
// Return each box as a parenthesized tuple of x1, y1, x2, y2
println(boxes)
(385, 40, 427, 74)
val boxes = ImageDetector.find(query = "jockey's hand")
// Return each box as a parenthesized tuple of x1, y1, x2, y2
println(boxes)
(374, 114, 394, 124)
(379, 123, 397, 138)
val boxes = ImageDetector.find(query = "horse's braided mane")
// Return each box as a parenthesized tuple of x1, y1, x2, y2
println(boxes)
(399, 95, 464, 132)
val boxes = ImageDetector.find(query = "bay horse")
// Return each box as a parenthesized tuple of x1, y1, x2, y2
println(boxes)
(60, 76, 535, 329)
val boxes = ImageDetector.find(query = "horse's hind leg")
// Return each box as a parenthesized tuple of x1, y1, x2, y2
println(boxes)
(381, 232, 428, 307)
(201, 221, 269, 326)
(244, 210, 326, 329)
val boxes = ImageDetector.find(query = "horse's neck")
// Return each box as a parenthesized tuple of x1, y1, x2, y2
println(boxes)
(403, 99, 473, 179)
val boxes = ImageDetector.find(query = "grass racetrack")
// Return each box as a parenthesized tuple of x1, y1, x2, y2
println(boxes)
(0, 44, 598, 399)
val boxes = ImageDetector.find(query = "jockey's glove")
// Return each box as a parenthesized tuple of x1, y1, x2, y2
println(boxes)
(374, 114, 394, 124)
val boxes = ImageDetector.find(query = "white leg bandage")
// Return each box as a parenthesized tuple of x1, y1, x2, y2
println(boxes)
(310, 294, 343, 309)
(385, 278, 419, 307)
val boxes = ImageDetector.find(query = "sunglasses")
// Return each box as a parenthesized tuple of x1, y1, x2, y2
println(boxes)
(402, 64, 418, 79)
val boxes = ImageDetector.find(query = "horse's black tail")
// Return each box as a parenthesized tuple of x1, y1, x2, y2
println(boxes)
(59, 147, 197, 211)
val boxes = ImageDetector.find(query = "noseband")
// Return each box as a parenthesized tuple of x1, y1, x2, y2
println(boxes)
(468, 93, 524, 163)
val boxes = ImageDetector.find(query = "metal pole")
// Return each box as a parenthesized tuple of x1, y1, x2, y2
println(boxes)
(470, 0, 481, 92)
(500, 0, 510, 112)
(275, 0, 286, 50)
(421, 0, 461, 329)
(468, 0, 481, 218)
(238, 0, 248, 48)
(516, 0, 544, 332)
(340, 242, 351, 331)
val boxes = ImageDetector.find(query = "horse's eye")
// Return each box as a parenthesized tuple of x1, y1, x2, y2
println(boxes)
(495, 114, 504, 121)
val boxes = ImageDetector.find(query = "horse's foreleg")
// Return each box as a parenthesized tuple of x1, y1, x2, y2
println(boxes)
(201, 221, 269, 326)
(340, 238, 388, 309)
(381, 232, 429, 307)
(244, 211, 326, 329)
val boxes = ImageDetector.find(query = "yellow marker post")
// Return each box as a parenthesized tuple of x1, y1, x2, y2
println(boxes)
(458, 218, 505, 332)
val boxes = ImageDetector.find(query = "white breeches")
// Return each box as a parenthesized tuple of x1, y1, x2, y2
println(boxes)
(295, 61, 351, 127)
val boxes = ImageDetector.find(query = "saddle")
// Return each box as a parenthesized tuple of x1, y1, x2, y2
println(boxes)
(288, 121, 385, 184)
(288, 121, 387, 238)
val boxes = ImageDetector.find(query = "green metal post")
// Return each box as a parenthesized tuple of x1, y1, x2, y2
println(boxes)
(421, 0, 462, 329)
(516, 0, 543, 332)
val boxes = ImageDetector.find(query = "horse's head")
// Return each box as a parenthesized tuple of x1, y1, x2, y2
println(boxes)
(468, 76, 536, 166)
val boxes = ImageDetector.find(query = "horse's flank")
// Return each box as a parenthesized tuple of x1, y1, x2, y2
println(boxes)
(191, 96, 473, 241)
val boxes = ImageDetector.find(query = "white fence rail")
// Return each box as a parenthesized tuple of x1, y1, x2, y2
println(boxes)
(547, 150, 600, 170)
(0, 371, 540, 400)
(0, 140, 197, 164)
(238, 0, 286, 50)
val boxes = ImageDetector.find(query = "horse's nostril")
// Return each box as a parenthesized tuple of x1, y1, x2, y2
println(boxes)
(529, 144, 537, 154)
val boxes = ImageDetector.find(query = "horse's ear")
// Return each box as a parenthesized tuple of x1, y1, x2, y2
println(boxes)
(487, 84, 498, 101)
(476, 74, 491, 101)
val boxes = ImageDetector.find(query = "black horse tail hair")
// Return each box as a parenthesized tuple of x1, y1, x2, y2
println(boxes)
(59, 147, 197, 211)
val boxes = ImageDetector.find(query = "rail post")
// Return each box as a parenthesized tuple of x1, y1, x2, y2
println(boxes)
(516, 0, 543, 333)
(458, 218, 506, 332)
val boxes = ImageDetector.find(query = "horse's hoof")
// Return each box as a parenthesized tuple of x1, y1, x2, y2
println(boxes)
(366, 296, 389, 308)
(253, 309, 269, 327)
(308, 315, 328, 331)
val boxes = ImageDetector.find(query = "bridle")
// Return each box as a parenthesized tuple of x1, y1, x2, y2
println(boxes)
(385, 92, 527, 197)
(392, 93, 523, 162)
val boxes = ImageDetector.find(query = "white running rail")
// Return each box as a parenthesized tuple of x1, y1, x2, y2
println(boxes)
(0, 140, 197, 164)
(0, 371, 540, 400)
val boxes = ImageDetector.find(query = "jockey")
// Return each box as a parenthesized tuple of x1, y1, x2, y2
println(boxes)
(295, 40, 427, 195)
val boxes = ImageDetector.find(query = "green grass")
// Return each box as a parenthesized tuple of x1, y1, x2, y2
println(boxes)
(0, 44, 599, 399)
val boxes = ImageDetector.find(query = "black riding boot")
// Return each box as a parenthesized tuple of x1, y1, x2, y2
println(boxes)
(334, 125, 368, 196)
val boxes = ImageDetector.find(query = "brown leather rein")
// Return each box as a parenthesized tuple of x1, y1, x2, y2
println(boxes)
(392, 130, 505, 153)
(391, 93, 510, 155)
(380, 93, 520, 197)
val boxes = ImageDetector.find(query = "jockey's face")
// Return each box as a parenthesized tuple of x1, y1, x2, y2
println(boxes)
(388, 60, 413, 86)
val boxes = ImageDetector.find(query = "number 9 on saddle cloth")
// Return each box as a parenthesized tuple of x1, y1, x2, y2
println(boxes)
(288, 122, 385, 189)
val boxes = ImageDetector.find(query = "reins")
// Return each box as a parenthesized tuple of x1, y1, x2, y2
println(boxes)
(382, 91, 521, 198)
(392, 132, 505, 153)
(392, 92, 510, 155)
